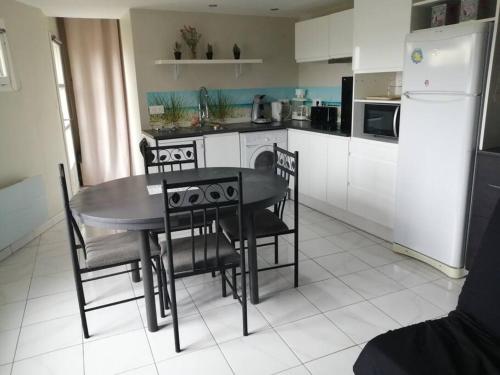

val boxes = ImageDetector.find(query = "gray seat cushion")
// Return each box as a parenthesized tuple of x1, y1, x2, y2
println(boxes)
(85, 232, 160, 269)
(219, 208, 291, 242)
(161, 233, 240, 273)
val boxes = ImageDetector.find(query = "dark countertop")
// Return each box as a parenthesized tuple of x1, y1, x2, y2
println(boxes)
(142, 120, 350, 140)
(480, 147, 500, 156)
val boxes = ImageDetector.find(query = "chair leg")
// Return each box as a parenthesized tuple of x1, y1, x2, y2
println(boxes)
(232, 267, 237, 299)
(240, 264, 248, 336)
(211, 270, 216, 278)
(221, 267, 227, 297)
(167, 264, 181, 352)
(294, 230, 299, 288)
(75, 272, 90, 339)
(199, 227, 203, 235)
(160, 260, 169, 310)
(155, 257, 166, 318)
(274, 235, 279, 264)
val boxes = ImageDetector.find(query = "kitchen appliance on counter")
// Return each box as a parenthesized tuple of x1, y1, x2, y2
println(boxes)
(291, 97, 309, 121)
(394, 22, 491, 277)
(251, 95, 272, 124)
(240, 130, 287, 170)
(310, 106, 338, 131)
(340, 76, 353, 134)
(363, 103, 400, 139)
(271, 100, 291, 122)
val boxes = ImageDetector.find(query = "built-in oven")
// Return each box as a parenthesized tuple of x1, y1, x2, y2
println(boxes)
(363, 103, 400, 139)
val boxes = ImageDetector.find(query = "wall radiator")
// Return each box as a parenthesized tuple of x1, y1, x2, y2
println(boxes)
(0, 175, 48, 251)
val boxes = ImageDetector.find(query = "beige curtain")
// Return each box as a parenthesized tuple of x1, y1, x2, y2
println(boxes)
(64, 19, 131, 185)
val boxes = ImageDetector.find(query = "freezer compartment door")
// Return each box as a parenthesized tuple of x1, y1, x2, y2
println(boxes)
(394, 94, 480, 268)
(403, 25, 489, 95)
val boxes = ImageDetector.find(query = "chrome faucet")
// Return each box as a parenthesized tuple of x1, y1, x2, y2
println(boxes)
(198, 86, 209, 126)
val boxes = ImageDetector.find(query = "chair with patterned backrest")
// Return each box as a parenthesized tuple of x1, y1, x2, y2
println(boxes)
(218, 143, 299, 287)
(160, 173, 247, 352)
(58, 163, 166, 339)
(139, 139, 198, 174)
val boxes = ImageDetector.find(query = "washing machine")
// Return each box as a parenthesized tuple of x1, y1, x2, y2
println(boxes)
(240, 129, 287, 170)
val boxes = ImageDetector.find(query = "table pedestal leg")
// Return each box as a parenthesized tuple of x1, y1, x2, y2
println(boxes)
(245, 212, 259, 304)
(131, 261, 141, 282)
(139, 230, 158, 332)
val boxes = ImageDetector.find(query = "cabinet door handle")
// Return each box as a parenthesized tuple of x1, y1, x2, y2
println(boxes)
(488, 184, 500, 190)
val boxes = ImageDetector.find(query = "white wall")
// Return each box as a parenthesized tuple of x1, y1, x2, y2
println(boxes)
(123, 9, 298, 129)
(298, 61, 353, 87)
(0, 0, 67, 218)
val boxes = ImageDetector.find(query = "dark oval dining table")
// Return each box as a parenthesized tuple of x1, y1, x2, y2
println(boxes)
(70, 167, 289, 332)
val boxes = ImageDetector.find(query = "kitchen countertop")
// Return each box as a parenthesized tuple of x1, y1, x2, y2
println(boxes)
(142, 120, 350, 140)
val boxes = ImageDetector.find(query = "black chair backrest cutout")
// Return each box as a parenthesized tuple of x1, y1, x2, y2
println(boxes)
(140, 139, 198, 174)
(272, 143, 299, 221)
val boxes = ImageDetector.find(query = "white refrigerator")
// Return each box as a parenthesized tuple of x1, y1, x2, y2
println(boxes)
(394, 22, 491, 277)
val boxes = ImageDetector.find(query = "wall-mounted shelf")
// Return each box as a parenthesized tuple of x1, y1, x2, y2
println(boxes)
(154, 59, 263, 79)
(411, 0, 498, 31)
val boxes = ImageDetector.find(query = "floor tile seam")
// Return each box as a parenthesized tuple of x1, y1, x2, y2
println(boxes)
(178, 283, 236, 375)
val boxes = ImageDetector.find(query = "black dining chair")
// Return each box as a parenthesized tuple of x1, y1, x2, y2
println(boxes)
(353, 199, 500, 374)
(160, 173, 247, 352)
(58, 163, 167, 339)
(219, 144, 299, 287)
(139, 138, 198, 174)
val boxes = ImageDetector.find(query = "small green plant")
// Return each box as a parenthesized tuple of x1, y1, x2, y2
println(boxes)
(180, 25, 202, 58)
(208, 90, 234, 123)
(174, 42, 181, 53)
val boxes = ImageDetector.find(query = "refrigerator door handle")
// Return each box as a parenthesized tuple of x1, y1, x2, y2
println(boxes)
(393, 106, 399, 138)
(403, 91, 480, 98)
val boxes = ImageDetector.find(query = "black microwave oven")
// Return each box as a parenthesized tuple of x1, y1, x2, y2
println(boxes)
(363, 103, 400, 138)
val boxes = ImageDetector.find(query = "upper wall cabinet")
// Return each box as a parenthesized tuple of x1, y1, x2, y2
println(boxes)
(353, 0, 412, 73)
(329, 9, 354, 59)
(295, 10, 353, 63)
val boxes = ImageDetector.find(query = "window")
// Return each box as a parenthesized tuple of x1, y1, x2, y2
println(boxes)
(50, 35, 79, 193)
(0, 20, 17, 91)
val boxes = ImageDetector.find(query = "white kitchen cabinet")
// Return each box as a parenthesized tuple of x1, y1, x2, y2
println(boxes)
(353, 0, 411, 72)
(287, 129, 309, 195)
(347, 138, 398, 227)
(204, 132, 240, 168)
(288, 129, 347, 208)
(329, 9, 354, 59)
(295, 15, 330, 63)
(326, 137, 349, 210)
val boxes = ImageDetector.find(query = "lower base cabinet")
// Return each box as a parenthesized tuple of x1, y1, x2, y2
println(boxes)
(288, 129, 349, 210)
(347, 138, 398, 228)
(204, 133, 240, 168)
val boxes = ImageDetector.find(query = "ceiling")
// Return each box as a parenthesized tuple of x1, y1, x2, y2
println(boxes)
(17, 0, 351, 19)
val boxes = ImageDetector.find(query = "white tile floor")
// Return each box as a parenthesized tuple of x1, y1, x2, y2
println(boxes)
(0, 205, 464, 375)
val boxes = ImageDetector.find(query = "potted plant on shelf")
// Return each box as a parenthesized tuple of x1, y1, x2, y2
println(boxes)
(208, 90, 234, 124)
(206, 43, 213, 60)
(173, 42, 182, 60)
(233, 43, 241, 59)
(180, 25, 202, 59)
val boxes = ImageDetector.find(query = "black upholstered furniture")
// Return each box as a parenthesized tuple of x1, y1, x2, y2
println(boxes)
(160, 174, 247, 352)
(354, 199, 500, 374)
(58, 164, 166, 339)
(219, 144, 299, 287)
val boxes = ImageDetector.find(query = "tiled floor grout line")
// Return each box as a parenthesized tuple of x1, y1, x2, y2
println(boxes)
(183, 279, 236, 375)
(9, 239, 40, 374)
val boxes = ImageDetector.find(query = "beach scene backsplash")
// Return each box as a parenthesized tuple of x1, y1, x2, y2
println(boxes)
(146, 86, 341, 127)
